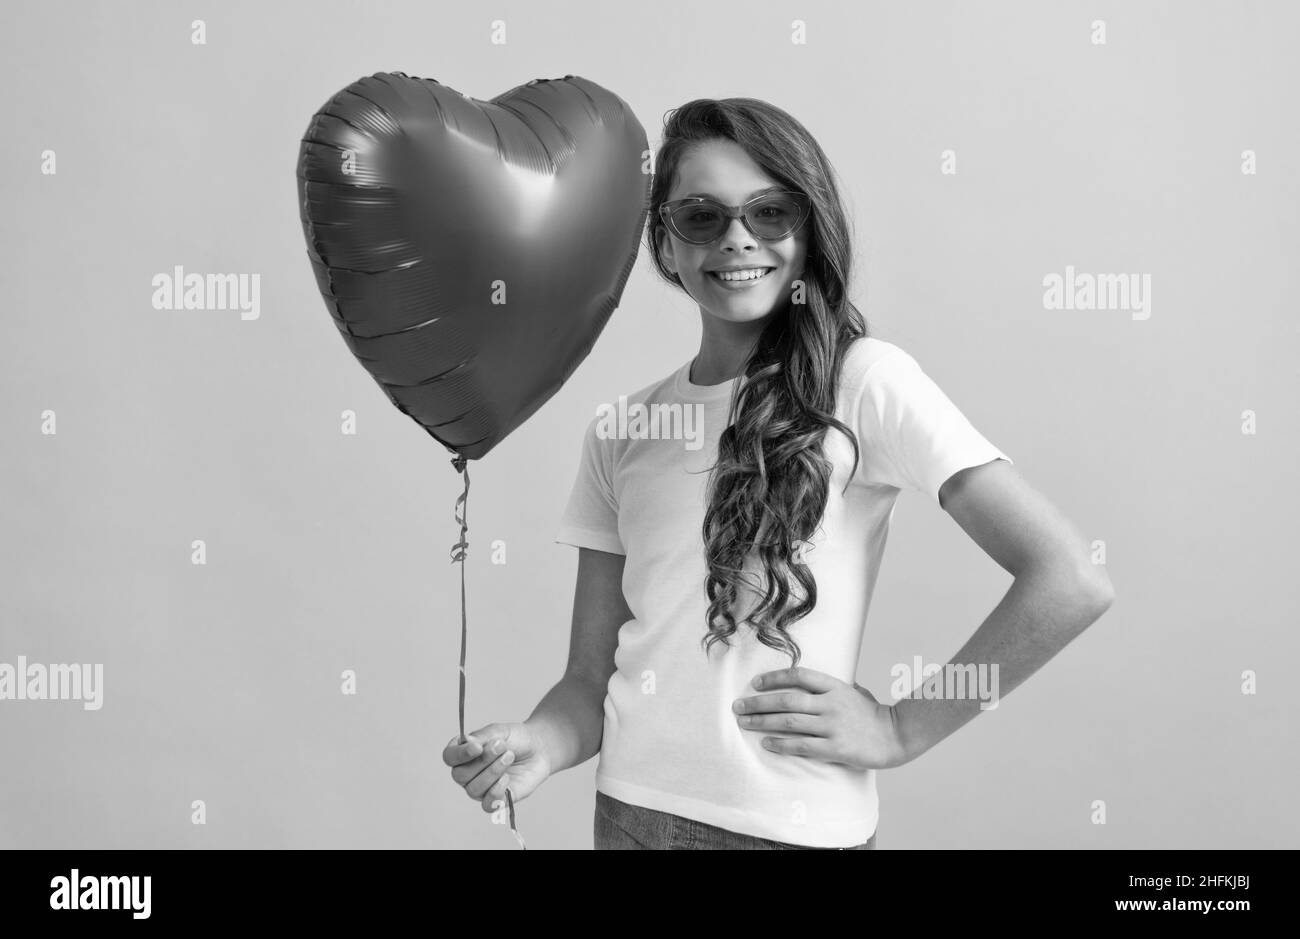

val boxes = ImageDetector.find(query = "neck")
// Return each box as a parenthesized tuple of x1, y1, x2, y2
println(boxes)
(691, 311, 770, 384)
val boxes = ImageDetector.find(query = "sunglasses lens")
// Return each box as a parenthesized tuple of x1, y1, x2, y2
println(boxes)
(670, 204, 727, 243)
(668, 195, 807, 243)
(747, 195, 806, 239)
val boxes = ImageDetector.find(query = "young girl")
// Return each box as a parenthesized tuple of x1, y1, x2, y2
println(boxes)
(442, 98, 1115, 850)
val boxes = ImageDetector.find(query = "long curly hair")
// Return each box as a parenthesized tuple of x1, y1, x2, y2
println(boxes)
(646, 98, 870, 666)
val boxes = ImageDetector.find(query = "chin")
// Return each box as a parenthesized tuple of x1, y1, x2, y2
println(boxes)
(705, 302, 783, 324)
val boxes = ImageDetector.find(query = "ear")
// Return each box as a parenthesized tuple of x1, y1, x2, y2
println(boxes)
(656, 225, 679, 277)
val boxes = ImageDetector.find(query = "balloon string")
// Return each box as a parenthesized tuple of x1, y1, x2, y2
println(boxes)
(448, 453, 527, 850)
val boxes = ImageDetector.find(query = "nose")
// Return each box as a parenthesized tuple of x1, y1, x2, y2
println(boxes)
(717, 214, 758, 253)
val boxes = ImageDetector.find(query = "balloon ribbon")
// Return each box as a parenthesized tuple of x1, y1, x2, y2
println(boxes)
(449, 453, 526, 850)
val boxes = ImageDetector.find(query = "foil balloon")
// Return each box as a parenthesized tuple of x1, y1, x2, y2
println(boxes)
(297, 71, 650, 460)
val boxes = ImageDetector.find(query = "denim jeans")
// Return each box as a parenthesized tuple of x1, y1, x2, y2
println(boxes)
(594, 790, 877, 850)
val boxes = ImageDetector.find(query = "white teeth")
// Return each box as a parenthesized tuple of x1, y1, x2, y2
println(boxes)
(714, 268, 771, 281)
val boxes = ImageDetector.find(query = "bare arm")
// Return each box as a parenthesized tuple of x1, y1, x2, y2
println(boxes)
(893, 459, 1116, 762)
(525, 546, 631, 774)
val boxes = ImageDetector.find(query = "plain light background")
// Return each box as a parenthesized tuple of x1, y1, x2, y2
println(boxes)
(1, 0, 1296, 849)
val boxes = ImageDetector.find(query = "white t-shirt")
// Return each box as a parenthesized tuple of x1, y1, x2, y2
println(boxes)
(553, 336, 1012, 847)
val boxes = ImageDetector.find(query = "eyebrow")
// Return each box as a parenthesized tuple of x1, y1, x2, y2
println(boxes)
(680, 185, 784, 200)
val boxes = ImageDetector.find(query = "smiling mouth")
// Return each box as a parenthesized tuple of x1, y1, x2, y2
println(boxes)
(708, 267, 775, 283)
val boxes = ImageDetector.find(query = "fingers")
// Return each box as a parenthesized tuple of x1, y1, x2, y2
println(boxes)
(450, 736, 512, 786)
(736, 710, 826, 736)
(481, 774, 514, 813)
(760, 734, 834, 759)
(465, 747, 515, 802)
(443, 727, 525, 812)
(441, 733, 485, 767)
(733, 690, 822, 716)
(751, 666, 837, 694)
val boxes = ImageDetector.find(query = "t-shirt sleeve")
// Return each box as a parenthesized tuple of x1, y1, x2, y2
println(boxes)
(554, 414, 625, 554)
(854, 348, 1013, 504)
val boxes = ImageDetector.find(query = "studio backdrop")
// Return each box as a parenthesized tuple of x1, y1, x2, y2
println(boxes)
(1, 0, 1296, 849)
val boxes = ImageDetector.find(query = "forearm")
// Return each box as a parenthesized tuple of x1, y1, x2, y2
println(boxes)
(524, 672, 608, 774)
(893, 563, 1113, 763)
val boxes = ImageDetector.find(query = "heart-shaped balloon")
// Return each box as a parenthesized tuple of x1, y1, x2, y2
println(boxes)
(297, 72, 649, 461)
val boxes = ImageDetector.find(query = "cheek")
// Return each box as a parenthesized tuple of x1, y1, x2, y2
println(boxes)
(675, 253, 708, 284)
(788, 249, 810, 281)
(680, 248, 708, 273)
(677, 268, 709, 300)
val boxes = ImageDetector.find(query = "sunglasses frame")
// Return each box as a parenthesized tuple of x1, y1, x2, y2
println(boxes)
(658, 190, 812, 246)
